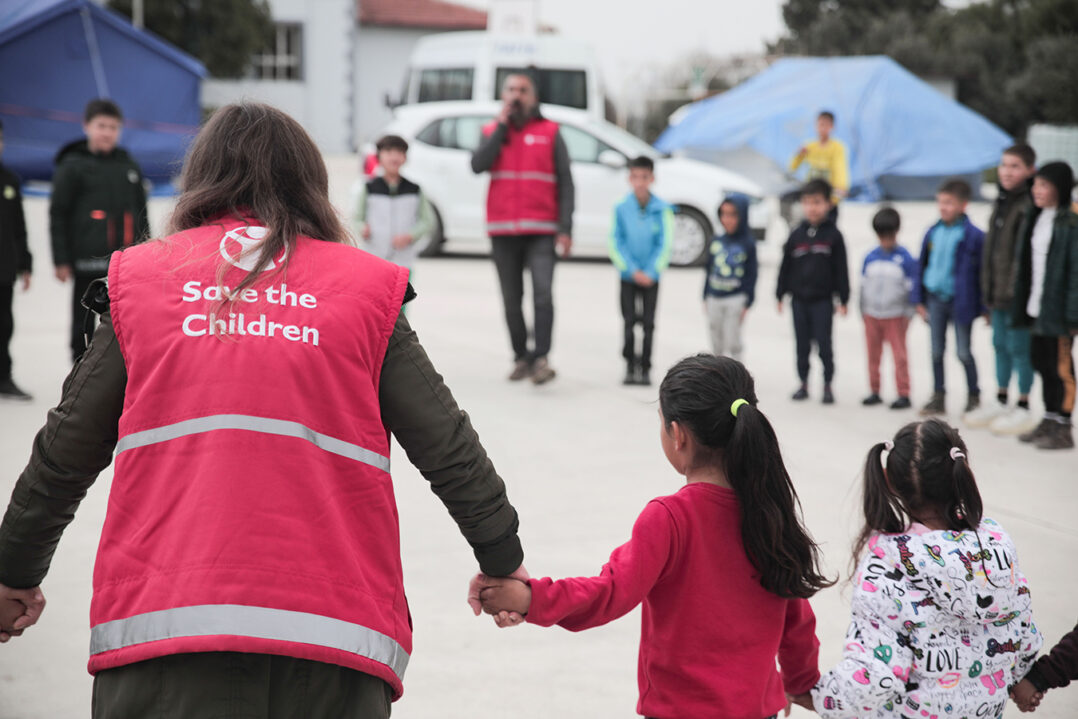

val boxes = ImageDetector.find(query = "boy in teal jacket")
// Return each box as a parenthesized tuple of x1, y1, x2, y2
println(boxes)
(608, 156, 674, 386)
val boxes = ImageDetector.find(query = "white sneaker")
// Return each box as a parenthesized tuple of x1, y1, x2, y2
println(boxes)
(965, 403, 1005, 428)
(990, 406, 1040, 436)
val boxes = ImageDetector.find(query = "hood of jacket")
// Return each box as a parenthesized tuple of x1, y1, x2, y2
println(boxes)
(54, 139, 133, 167)
(719, 193, 752, 242)
(868, 518, 1028, 627)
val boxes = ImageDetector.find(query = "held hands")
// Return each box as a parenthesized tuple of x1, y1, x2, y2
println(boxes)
(1010, 679, 1043, 712)
(469, 565, 530, 627)
(0, 585, 46, 643)
(479, 577, 532, 627)
(632, 270, 654, 288)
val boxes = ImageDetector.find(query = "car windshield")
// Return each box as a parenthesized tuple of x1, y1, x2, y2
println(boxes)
(589, 122, 660, 159)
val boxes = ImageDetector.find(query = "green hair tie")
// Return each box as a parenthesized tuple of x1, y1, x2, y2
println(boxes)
(730, 398, 749, 418)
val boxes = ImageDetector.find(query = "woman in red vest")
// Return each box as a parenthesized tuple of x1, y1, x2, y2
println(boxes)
(0, 103, 526, 718)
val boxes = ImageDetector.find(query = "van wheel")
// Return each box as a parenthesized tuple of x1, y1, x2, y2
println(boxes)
(671, 206, 712, 267)
(418, 204, 445, 257)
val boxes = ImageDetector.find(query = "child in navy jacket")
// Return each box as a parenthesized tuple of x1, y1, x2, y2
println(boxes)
(704, 194, 757, 362)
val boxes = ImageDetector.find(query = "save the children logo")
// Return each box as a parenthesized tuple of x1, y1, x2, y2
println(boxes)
(220, 226, 284, 272)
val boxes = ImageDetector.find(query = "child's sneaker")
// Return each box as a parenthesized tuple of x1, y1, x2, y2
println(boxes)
(0, 378, 32, 402)
(964, 402, 1003, 428)
(623, 360, 637, 386)
(1034, 421, 1074, 450)
(531, 357, 556, 385)
(862, 393, 883, 406)
(508, 360, 532, 381)
(989, 406, 1039, 436)
(919, 392, 946, 416)
(963, 394, 981, 415)
(822, 385, 835, 405)
(890, 396, 911, 410)
(791, 385, 809, 401)
(637, 367, 652, 386)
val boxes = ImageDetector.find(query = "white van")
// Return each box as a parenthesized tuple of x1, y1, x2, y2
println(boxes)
(395, 32, 607, 121)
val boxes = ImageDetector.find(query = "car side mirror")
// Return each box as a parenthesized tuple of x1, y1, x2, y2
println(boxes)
(598, 150, 626, 169)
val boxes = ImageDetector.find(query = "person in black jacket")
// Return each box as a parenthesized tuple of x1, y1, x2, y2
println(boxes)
(49, 99, 149, 362)
(0, 119, 33, 400)
(776, 179, 850, 404)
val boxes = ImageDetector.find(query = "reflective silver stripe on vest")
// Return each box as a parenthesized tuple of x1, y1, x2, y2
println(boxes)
(115, 414, 390, 473)
(517, 220, 559, 231)
(489, 171, 556, 183)
(485, 221, 519, 232)
(90, 604, 409, 681)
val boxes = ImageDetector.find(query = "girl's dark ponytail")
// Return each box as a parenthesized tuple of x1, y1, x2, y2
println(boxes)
(660, 354, 834, 599)
(852, 442, 905, 573)
(944, 436, 981, 530)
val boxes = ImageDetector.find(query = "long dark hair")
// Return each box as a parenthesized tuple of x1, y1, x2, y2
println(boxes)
(658, 354, 834, 599)
(166, 102, 349, 299)
(853, 419, 983, 569)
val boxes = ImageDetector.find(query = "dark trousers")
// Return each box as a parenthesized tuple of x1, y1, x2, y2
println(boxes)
(491, 234, 555, 362)
(71, 274, 100, 362)
(1031, 334, 1076, 419)
(92, 652, 393, 719)
(926, 292, 978, 395)
(620, 279, 659, 370)
(0, 282, 12, 380)
(792, 297, 834, 383)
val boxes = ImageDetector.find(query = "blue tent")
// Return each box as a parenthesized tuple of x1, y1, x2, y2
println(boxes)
(0, 0, 205, 185)
(655, 56, 1012, 200)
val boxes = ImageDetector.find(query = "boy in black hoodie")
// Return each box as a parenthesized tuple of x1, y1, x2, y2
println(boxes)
(776, 179, 850, 404)
(49, 99, 148, 362)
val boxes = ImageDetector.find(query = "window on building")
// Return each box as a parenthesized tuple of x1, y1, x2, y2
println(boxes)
(494, 68, 587, 110)
(416, 69, 474, 103)
(253, 23, 303, 80)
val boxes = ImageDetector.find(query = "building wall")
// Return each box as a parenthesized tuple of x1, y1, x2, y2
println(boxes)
(202, 0, 355, 153)
(355, 26, 431, 146)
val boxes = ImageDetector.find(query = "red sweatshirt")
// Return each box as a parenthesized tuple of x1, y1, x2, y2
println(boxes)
(526, 482, 820, 719)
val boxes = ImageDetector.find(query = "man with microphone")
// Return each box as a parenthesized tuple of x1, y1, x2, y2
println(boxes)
(471, 72, 575, 385)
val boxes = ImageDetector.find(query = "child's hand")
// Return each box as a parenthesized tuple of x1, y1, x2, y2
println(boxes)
(786, 692, 815, 713)
(1009, 678, 1043, 712)
(837, 304, 848, 317)
(916, 304, 928, 321)
(777, 300, 784, 314)
(740, 306, 749, 323)
(480, 577, 531, 624)
(391, 234, 413, 249)
(361, 224, 371, 240)
(632, 270, 653, 287)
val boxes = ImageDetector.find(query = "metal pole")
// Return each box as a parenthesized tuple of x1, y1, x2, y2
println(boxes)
(133, 0, 144, 29)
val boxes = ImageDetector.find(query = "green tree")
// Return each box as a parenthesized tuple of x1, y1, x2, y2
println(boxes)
(108, 0, 273, 79)
(775, 0, 1078, 135)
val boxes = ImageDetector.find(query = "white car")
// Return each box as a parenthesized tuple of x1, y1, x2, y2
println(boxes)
(363, 101, 769, 266)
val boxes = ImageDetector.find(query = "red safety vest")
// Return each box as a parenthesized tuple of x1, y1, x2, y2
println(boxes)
(91, 218, 411, 697)
(483, 117, 560, 236)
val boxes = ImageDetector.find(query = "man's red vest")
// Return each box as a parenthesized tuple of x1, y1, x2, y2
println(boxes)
(92, 219, 411, 697)
(483, 117, 560, 236)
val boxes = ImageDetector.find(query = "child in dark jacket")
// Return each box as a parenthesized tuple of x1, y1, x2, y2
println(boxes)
(0, 118, 32, 401)
(1011, 620, 1078, 712)
(704, 194, 757, 362)
(777, 179, 850, 404)
(914, 179, 985, 418)
(1010, 161, 1078, 451)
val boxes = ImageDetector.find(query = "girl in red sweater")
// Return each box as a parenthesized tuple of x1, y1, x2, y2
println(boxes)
(479, 354, 833, 719)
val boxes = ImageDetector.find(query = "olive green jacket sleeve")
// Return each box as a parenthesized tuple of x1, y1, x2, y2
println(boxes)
(0, 292, 522, 588)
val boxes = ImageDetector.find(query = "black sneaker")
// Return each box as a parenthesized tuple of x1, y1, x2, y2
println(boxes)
(623, 361, 637, 386)
(791, 385, 809, 401)
(822, 385, 835, 405)
(0, 378, 32, 402)
(890, 396, 912, 410)
(638, 367, 652, 386)
(1019, 418, 1055, 443)
(1035, 422, 1075, 450)
(862, 393, 883, 406)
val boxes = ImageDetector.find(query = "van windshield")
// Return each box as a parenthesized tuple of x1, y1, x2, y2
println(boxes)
(495, 68, 587, 110)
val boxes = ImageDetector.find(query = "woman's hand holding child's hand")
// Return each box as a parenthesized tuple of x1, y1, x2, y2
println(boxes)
(785, 692, 815, 714)
(480, 577, 531, 628)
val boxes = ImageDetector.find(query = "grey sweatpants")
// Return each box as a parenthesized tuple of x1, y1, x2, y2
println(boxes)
(706, 294, 747, 361)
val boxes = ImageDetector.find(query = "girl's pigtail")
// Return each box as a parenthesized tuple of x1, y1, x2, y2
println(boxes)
(851, 442, 903, 572)
(948, 450, 982, 530)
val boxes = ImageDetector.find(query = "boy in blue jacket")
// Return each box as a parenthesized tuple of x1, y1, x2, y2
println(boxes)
(914, 179, 985, 417)
(608, 156, 673, 385)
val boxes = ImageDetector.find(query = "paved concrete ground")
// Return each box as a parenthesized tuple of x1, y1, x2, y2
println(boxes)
(0, 167, 1074, 717)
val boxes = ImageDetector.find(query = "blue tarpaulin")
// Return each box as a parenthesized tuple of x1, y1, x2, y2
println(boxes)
(0, 0, 204, 185)
(655, 56, 1013, 200)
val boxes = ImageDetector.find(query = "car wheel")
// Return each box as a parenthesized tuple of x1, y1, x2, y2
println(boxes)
(671, 206, 712, 267)
(418, 204, 444, 258)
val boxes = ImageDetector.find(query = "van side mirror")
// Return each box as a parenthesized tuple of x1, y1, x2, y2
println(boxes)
(598, 150, 626, 169)
(384, 92, 398, 109)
